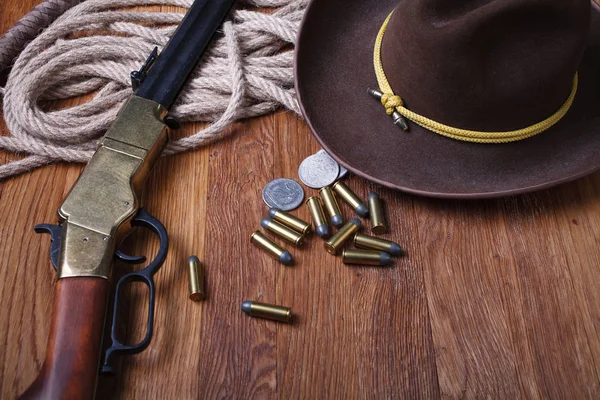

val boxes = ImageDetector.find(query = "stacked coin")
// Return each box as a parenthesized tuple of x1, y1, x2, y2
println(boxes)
(298, 149, 347, 189)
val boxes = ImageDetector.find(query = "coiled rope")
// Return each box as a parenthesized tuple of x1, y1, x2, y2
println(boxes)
(0, 0, 83, 80)
(0, 0, 307, 180)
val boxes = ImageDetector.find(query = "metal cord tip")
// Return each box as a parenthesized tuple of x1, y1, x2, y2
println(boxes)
(392, 111, 409, 131)
(367, 87, 383, 100)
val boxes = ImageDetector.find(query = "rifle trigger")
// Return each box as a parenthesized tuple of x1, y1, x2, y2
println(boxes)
(114, 249, 146, 264)
(34, 223, 62, 270)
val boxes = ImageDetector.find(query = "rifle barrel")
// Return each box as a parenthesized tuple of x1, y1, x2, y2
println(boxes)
(136, 0, 236, 108)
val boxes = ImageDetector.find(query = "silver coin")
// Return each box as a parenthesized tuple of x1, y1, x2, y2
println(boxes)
(317, 149, 348, 180)
(262, 178, 305, 211)
(298, 152, 340, 189)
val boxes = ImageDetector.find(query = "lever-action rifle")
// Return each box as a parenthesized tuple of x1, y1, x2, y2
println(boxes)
(20, 0, 236, 398)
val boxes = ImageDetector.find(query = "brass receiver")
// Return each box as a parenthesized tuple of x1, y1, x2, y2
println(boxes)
(57, 96, 169, 279)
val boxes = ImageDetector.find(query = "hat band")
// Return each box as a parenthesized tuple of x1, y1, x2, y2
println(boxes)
(372, 11, 578, 144)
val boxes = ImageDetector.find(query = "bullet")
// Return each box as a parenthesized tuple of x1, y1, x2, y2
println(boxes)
(353, 232, 403, 257)
(332, 181, 369, 218)
(261, 218, 304, 247)
(268, 208, 311, 235)
(324, 218, 361, 255)
(368, 192, 387, 234)
(319, 187, 344, 228)
(342, 249, 392, 266)
(187, 256, 206, 301)
(250, 231, 293, 265)
(306, 196, 330, 238)
(241, 301, 292, 323)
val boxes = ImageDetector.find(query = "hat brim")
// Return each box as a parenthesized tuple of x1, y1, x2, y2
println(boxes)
(295, 0, 600, 199)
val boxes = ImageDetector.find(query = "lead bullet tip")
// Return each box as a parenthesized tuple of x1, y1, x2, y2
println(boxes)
(389, 243, 403, 257)
(241, 301, 252, 313)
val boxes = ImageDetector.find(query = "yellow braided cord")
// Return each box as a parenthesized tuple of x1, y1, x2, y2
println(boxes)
(374, 11, 578, 144)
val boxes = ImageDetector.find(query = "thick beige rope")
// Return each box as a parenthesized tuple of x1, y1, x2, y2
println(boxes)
(0, 0, 307, 180)
(0, 0, 83, 80)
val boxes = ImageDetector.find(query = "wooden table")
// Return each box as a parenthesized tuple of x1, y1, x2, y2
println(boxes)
(2, 2, 600, 399)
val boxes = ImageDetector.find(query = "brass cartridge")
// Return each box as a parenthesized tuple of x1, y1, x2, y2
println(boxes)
(367, 192, 386, 234)
(261, 218, 304, 247)
(342, 249, 392, 266)
(268, 208, 311, 235)
(241, 301, 292, 323)
(353, 233, 403, 257)
(187, 256, 206, 301)
(306, 196, 330, 238)
(319, 187, 344, 228)
(250, 231, 293, 265)
(332, 181, 369, 218)
(324, 218, 361, 255)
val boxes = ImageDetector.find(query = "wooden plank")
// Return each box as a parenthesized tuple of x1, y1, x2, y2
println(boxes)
(420, 177, 600, 398)
(272, 113, 440, 399)
(2, 0, 600, 398)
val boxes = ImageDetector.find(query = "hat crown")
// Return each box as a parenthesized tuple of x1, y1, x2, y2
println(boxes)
(381, 0, 591, 130)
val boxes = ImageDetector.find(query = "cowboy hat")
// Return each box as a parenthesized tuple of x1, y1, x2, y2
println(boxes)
(295, 0, 600, 198)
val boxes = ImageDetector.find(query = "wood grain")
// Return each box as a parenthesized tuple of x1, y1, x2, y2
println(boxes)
(20, 278, 110, 400)
(2, 1, 600, 399)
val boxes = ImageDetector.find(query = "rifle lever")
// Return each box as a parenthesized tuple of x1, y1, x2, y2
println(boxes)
(101, 208, 168, 374)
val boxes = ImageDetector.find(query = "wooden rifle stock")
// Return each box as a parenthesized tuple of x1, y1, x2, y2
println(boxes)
(20, 278, 110, 400)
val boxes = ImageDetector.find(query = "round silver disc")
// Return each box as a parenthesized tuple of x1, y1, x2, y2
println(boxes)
(298, 152, 340, 189)
(262, 178, 305, 211)
(317, 149, 347, 180)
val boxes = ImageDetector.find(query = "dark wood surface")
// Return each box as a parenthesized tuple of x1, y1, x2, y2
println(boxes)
(20, 278, 110, 400)
(2, 1, 600, 399)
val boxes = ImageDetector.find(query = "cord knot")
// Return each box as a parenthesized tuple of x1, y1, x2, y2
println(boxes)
(381, 93, 404, 115)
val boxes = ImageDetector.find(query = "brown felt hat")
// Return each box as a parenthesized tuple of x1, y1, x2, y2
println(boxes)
(295, 0, 600, 198)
